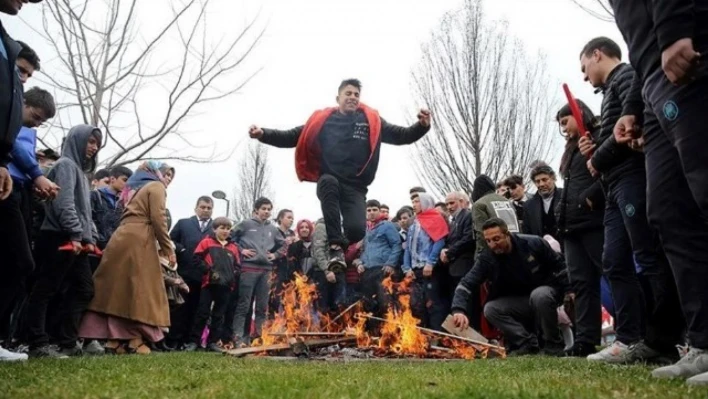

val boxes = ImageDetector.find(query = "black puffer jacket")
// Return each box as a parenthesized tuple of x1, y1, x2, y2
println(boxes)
(556, 130, 605, 237)
(590, 63, 645, 183)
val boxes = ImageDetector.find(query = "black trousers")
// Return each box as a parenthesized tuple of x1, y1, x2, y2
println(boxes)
(641, 67, 708, 348)
(0, 184, 35, 328)
(189, 285, 231, 345)
(24, 231, 94, 348)
(564, 229, 604, 346)
(410, 268, 447, 331)
(167, 278, 202, 345)
(316, 174, 367, 247)
(360, 267, 391, 317)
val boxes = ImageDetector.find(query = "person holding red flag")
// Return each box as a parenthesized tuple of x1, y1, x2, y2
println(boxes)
(403, 192, 449, 331)
(249, 79, 431, 269)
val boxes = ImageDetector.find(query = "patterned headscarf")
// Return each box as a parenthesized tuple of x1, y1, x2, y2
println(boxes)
(119, 161, 175, 205)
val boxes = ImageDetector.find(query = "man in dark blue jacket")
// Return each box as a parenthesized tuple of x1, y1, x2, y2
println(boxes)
(577, 37, 684, 363)
(166, 196, 214, 350)
(610, 0, 708, 384)
(451, 218, 568, 357)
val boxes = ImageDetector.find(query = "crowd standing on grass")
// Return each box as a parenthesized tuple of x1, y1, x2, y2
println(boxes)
(1, 0, 708, 388)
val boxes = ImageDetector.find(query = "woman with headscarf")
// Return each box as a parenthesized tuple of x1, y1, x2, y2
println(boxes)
(403, 192, 449, 330)
(79, 161, 176, 355)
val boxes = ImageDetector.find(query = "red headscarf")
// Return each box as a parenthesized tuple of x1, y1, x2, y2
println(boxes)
(296, 219, 315, 242)
(416, 193, 449, 242)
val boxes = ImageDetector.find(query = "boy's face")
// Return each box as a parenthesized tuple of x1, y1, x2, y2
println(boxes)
(366, 206, 380, 222)
(86, 134, 99, 159)
(380, 208, 389, 219)
(215, 225, 231, 241)
(256, 204, 272, 221)
(110, 175, 129, 193)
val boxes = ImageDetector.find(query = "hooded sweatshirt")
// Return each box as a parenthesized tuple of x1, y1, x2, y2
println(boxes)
(42, 125, 101, 243)
(471, 175, 519, 254)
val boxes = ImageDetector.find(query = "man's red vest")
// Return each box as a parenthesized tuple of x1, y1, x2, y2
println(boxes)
(294, 103, 381, 182)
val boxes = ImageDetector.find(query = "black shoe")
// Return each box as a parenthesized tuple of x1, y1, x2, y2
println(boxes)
(542, 343, 566, 357)
(565, 342, 597, 357)
(206, 343, 224, 353)
(509, 345, 540, 357)
(327, 247, 346, 272)
(182, 343, 199, 352)
(29, 345, 69, 359)
(154, 340, 175, 352)
(58, 343, 84, 357)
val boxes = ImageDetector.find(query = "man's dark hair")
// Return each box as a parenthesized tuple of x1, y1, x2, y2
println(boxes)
(37, 148, 59, 161)
(483, 217, 510, 234)
(109, 166, 133, 179)
(396, 206, 414, 220)
(530, 164, 557, 181)
(212, 216, 233, 230)
(435, 202, 446, 209)
(366, 199, 381, 209)
(92, 169, 110, 182)
(276, 209, 292, 223)
(580, 37, 622, 61)
(503, 175, 524, 189)
(196, 196, 213, 207)
(409, 186, 426, 195)
(380, 204, 389, 211)
(338, 78, 361, 93)
(24, 87, 55, 119)
(17, 41, 40, 71)
(254, 197, 273, 210)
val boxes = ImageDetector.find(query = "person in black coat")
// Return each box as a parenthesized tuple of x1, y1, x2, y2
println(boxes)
(577, 37, 684, 364)
(555, 100, 606, 357)
(451, 218, 569, 356)
(165, 196, 214, 350)
(522, 164, 563, 241)
(440, 191, 477, 327)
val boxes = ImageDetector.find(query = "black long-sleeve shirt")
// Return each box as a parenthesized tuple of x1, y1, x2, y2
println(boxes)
(0, 21, 24, 167)
(260, 109, 430, 187)
(612, 0, 708, 120)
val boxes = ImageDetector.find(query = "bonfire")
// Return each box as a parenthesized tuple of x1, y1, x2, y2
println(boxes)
(228, 273, 505, 360)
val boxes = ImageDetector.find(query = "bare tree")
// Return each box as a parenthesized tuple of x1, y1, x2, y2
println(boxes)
(410, 0, 560, 198)
(33, 0, 264, 167)
(231, 141, 272, 223)
(569, 0, 614, 22)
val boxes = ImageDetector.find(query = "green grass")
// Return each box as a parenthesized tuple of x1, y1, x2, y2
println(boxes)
(1, 353, 706, 398)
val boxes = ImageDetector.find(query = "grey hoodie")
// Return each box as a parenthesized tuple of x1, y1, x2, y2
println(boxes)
(232, 217, 284, 269)
(42, 125, 101, 243)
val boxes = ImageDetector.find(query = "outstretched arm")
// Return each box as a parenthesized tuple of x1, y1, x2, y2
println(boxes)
(250, 124, 304, 148)
(380, 109, 432, 145)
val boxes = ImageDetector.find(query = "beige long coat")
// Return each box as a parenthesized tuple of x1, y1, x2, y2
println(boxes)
(87, 181, 174, 327)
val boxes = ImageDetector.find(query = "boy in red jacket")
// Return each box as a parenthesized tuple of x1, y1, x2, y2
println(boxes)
(185, 217, 240, 352)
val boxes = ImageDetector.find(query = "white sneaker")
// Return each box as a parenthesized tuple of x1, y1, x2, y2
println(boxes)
(0, 345, 29, 362)
(653, 347, 708, 379)
(587, 341, 630, 363)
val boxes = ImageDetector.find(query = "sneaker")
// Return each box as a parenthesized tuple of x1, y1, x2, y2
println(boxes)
(587, 341, 631, 363)
(0, 345, 28, 362)
(83, 340, 105, 356)
(624, 341, 661, 363)
(565, 342, 596, 357)
(509, 344, 540, 357)
(206, 343, 224, 353)
(182, 343, 199, 352)
(686, 370, 708, 386)
(652, 347, 708, 379)
(29, 345, 69, 359)
(327, 247, 346, 272)
(58, 344, 84, 357)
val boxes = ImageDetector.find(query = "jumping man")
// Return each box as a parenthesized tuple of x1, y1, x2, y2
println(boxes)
(249, 78, 431, 268)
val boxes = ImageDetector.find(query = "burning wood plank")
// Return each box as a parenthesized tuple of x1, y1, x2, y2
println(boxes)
(266, 332, 352, 337)
(225, 337, 357, 358)
(357, 313, 505, 352)
(225, 343, 292, 358)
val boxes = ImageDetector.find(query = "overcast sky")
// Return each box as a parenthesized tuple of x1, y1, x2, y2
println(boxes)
(4, 0, 626, 223)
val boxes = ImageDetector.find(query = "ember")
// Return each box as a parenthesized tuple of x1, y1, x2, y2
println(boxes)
(229, 273, 505, 359)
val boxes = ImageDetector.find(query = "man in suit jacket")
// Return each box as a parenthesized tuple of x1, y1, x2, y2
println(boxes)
(523, 165, 563, 241)
(166, 196, 214, 350)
